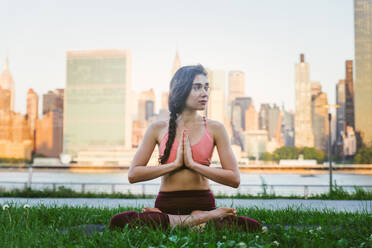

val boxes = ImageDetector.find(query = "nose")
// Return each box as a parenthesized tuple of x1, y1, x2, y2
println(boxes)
(201, 87, 208, 96)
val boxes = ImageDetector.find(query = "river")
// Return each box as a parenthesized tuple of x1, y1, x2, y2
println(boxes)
(0, 168, 371, 196)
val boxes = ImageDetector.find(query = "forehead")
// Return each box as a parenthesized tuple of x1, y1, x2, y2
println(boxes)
(193, 74, 209, 84)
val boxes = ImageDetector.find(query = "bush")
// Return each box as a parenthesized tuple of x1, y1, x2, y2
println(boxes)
(260, 152, 272, 161)
(353, 146, 372, 164)
(272, 147, 299, 161)
(301, 147, 325, 163)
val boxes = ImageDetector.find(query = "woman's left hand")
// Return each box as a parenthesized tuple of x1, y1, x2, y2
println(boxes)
(183, 132, 195, 169)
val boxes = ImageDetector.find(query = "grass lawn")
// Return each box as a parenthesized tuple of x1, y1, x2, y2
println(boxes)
(0, 205, 371, 248)
(1, 185, 372, 200)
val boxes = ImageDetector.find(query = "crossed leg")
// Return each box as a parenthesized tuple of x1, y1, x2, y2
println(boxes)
(141, 207, 236, 228)
(110, 207, 261, 232)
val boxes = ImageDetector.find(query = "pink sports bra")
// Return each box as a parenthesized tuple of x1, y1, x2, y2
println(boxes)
(158, 116, 214, 165)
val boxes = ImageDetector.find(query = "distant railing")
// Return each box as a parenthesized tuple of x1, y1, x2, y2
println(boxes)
(1, 181, 372, 198)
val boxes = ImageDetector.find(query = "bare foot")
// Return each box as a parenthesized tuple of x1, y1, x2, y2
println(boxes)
(141, 207, 162, 213)
(209, 207, 237, 219)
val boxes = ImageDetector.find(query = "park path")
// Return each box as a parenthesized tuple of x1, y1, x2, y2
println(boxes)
(0, 198, 371, 213)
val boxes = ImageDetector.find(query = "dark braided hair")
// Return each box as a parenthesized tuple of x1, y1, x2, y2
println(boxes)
(159, 64, 207, 164)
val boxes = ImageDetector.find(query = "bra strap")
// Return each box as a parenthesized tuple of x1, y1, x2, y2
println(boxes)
(203, 116, 207, 128)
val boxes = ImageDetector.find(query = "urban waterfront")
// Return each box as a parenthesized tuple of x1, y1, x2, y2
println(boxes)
(1, 168, 371, 196)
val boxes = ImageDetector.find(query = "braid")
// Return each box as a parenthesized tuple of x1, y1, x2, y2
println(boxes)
(159, 111, 178, 164)
(158, 64, 207, 164)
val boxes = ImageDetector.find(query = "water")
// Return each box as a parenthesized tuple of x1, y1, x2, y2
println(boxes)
(1, 168, 371, 196)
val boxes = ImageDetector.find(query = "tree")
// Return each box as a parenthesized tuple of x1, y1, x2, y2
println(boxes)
(301, 147, 325, 164)
(272, 147, 299, 162)
(260, 152, 272, 162)
(353, 147, 372, 164)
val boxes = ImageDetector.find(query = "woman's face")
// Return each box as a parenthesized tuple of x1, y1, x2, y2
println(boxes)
(185, 74, 209, 111)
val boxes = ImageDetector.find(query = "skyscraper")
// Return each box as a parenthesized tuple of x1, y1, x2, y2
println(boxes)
(26, 89, 39, 150)
(295, 54, 314, 147)
(311, 82, 329, 152)
(138, 89, 156, 123)
(245, 103, 258, 131)
(281, 108, 295, 147)
(354, 0, 372, 145)
(171, 50, 181, 78)
(0, 88, 11, 112)
(64, 49, 132, 157)
(259, 103, 270, 131)
(228, 71, 245, 103)
(0, 111, 32, 159)
(345, 60, 355, 129)
(0, 58, 15, 111)
(36, 110, 63, 157)
(232, 97, 252, 131)
(43, 89, 64, 115)
(161, 92, 169, 110)
(336, 80, 346, 146)
(268, 104, 282, 145)
(206, 69, 226, 124)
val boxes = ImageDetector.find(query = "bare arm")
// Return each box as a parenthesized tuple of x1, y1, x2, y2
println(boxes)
(184, 121, 240, 188)
(128, 122, 184, 183)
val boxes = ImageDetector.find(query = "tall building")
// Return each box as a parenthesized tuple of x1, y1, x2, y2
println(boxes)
(43, 89, 64, 115)
(281, 108, 295, 147)
(228, 71, 245, 103)
(245, 103, 258, 131)
(0, 111, 32, 159)
(295, 54, 314, 147)
(258, 103, 282, 146)
(244, 130, 268, 159)
(345, 60, 355, 129)
(161, 92, 169, 110)
(0, 58, 15, 111)
(231, 97, 252, 131)
(27, 89, 39, 138)
(35, 110, 63, 157)
(267, 104, 282, 145)
(259, 103, 270, 131)
(311, 83, 329, 152)
(0, 88, 11, 112)
(64, 49, 132, 158)
(336, 80, 346, 146)
(354, 0, 372, 145)
(206, 69, 226, 124)
(138, 89, 156, 124)
(171, 50, 181, 78)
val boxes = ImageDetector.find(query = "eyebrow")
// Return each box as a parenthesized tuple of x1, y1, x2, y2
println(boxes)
(192, 82, 209, 85)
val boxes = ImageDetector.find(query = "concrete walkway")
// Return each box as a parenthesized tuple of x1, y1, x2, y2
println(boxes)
(1, 198, 371, 213)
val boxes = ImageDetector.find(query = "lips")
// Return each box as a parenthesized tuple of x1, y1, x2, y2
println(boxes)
(199, 100, 207, 104)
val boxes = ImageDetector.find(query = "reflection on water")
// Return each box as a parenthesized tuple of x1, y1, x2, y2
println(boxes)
(0, 168, 371, 196)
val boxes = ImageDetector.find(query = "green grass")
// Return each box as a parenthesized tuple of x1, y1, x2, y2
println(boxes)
(1, 185, 372, 200)
(0, 205, 371, 247)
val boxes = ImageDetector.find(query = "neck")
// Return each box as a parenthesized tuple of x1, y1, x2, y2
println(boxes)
(178, 109, 200, 126)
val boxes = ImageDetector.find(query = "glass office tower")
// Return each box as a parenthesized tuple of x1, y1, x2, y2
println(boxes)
(354, 0, 372, 145)
(64, 50, 132, 157)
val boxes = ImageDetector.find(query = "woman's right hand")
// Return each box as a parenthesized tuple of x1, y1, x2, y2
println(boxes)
(173, 130, 185, 169)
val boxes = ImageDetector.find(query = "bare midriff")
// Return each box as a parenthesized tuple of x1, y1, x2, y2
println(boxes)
(159, 168, 210, 192)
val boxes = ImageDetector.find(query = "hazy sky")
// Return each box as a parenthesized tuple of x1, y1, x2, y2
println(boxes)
(1, 0, 354, 114)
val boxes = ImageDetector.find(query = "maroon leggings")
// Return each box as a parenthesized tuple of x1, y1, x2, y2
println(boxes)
(109, 189, 262, 232)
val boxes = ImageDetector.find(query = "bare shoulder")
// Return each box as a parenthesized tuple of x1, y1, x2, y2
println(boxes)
(206, 118, 226, 139)
(148, 119, 168, 134)
(149, 119, 168, 129)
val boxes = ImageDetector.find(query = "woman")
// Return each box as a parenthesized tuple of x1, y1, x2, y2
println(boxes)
(110, 65, 261, 232)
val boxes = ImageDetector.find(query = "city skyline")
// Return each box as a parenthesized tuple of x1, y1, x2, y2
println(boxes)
(1, 0, 354, 114)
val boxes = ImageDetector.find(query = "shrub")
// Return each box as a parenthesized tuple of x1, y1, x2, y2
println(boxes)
(272, 147, 299, 161)
(301, 147, 325, 163)
(353, 146, 372, 164)
(260, 152, 272, 161)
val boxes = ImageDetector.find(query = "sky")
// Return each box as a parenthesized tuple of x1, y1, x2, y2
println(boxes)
(1, 0, 354, 114)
